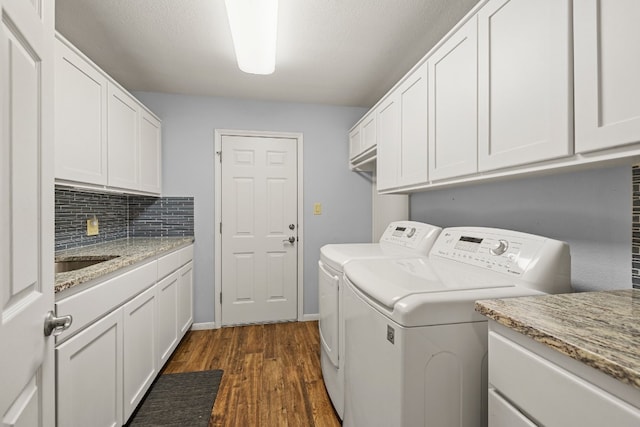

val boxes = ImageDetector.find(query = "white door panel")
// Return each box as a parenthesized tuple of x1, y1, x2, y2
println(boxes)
(428, 16, 478, 180)
(0, 0, 54, 425)
(574, 0, 640, 152)
(478, 0, 572, 171)
(221, 136, 297, 325)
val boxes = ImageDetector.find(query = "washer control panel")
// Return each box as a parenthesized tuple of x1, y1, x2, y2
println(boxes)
(379, 221, 442, 253)
(430, 227, 546, 276)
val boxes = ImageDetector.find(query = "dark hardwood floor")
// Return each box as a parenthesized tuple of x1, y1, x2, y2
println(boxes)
(162, 321, 342, 426)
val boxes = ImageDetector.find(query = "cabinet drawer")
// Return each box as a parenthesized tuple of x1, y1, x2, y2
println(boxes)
(158, 248, 182, 279)
(489, 331, 640, 426)
(179, 244, 194, 265)
(158, 244, 193, 279)
(488, 388, 536, 427)
(56, 260, 157, 342)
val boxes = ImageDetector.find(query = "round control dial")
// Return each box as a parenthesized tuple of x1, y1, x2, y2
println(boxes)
(490, 239, 509, 256)
(407, 227, 416, 238)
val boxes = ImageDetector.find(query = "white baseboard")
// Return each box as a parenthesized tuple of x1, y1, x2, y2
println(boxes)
(190, 321, 216, 330)
(190, 316, 317, 330)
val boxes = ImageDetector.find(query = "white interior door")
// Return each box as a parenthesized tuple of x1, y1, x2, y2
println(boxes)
(220, 135, 298, 325)
(0, 0, 55, 425)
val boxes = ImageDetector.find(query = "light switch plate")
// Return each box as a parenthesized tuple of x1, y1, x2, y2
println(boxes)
(86, 218, 99, 236)
(313, 203, 322, 215)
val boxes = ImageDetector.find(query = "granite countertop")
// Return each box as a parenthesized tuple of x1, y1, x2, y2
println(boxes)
(55, 237, 194, 294)
(475, 289, 640, 390)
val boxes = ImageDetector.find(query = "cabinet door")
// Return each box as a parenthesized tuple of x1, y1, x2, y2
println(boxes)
(56, 309, 123, 427)
(349, 126, 361, 160)
(376, 94, 400, 191)
(398, 62, 429, 187)
(123, 286, 157, 422)
(139, 109, 162, 194)
(478, 0, 572, 172)
(107, 82, 139, 189)
(360, 112, 377, 154)
(54, 38, 108, 185)
(574, 0, 640, 152)
(157, 272, 179, 367)
(428, 17, 478, 181)
(178, 261, 194, 336)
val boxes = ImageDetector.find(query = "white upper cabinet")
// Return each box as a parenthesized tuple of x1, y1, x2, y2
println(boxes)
(376, 62, 429, 191)
(139, 110, 162, 194)
(574, 0, 640, 153)
(54, 34, 161, 195)
(398, 62, 429, 187)
(428, 16, 478, 181)
(348, 126, 361, 161)
(360, 112, 377, 154)
(376, 94, 401, 191)
(107, 83, 139, 190)
(477, 0, 572, 172)
(349, 110, 377, 171)
(54, 37, 108, 185)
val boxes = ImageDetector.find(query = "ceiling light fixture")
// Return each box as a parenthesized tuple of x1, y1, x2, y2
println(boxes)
(224, 0, 279, 75)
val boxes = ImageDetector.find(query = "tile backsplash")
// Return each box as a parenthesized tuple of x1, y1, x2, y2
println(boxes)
(55, 187, 194, 251)
(633, 165, 640, 289)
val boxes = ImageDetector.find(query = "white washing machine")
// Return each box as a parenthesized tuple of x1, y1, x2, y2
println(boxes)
(318, 221, 442, 419)
(342, 227, 572, 427)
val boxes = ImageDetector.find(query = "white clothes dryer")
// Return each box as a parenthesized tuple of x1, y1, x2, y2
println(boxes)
(342, 227, 572, 427)
(318, 221, 442, 418)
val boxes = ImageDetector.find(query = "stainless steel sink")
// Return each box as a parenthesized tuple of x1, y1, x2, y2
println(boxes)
(54, 256, 119, 273)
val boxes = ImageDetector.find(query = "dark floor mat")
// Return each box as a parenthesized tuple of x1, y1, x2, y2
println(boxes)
(126, 370, 223, 427)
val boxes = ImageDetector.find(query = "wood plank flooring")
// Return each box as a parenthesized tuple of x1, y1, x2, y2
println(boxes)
(162, 321, 342, 427)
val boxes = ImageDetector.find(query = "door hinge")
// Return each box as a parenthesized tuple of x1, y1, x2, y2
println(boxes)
(219, 222, 222, 234)
(216, 151, 222, 162)
(220, 292, 222, 304)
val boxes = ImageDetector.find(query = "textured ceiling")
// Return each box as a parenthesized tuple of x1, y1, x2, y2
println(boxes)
(55, 0, 481, 107)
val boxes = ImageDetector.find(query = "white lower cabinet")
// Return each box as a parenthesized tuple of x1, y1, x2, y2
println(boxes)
(178, 262, 194, 335)
(123, 286, 158, 421)
(55, 244, 194, 426)
(488, 324, 640, 427)
(156, 272, 179, 367)
(56, 308, 124, 427)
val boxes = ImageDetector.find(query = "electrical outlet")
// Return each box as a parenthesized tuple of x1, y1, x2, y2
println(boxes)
(313, 203, 322, 215)
(86, 217, 99, 236)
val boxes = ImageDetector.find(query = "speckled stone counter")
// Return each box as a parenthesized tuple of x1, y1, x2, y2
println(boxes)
(55, 237, 194, 294)
(475, 289, 640, 390)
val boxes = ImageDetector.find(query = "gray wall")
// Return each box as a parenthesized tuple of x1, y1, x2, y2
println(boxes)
(410, 165, 632, 291)
(134, 91, 370, 324)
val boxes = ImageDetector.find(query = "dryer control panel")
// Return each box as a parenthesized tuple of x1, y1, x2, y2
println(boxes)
(379, 221, 442, 254)
(430, 227, 552, 277)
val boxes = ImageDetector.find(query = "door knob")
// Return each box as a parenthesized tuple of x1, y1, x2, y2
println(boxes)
(283, 236, 295, 244)
(44, 311, 73, 337)
(289, 224, 295, 230)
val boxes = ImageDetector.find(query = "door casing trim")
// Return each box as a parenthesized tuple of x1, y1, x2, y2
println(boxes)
(214, 129, 304, 328)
